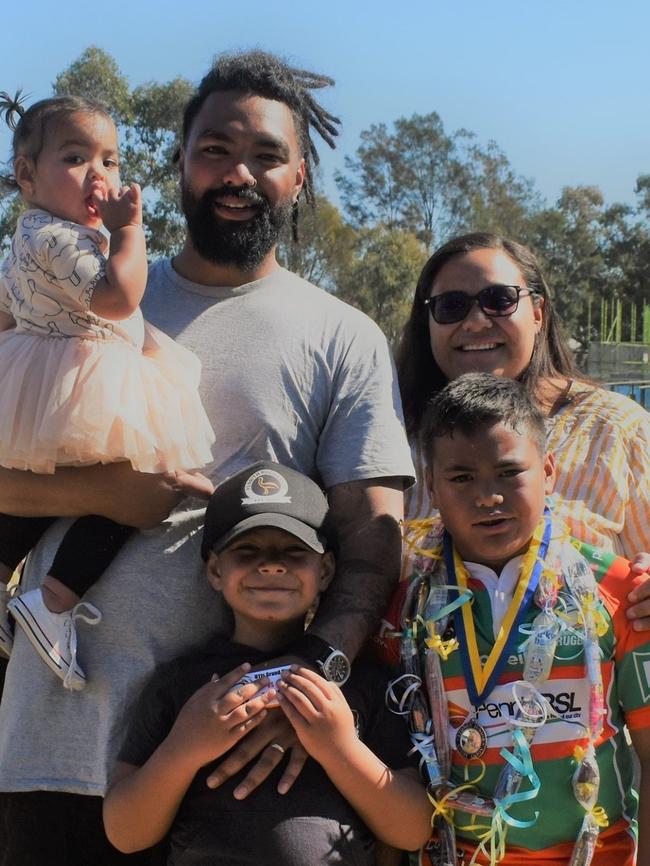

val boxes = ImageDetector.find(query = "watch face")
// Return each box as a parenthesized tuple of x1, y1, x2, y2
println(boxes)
(322, 650, 350, 685)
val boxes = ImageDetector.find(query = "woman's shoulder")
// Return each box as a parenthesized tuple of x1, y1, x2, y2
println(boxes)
(552, 381, 649, 436)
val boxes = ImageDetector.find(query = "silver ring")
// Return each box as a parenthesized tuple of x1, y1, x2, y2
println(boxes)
(247, 178, 257, 188)
(269, 742, 286, 754)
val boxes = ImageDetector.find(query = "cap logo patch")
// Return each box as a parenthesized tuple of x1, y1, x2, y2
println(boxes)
(242, 469, 291, 504)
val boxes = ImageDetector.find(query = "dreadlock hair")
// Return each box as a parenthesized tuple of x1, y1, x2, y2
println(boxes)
(177, 50, 340, 240)
(0, 91, 112, 193)
(396, 232, 584, 438)
(422, 373, 548, 477)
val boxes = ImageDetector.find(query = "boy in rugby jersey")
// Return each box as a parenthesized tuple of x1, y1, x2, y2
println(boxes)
(412, 372, 649, 866)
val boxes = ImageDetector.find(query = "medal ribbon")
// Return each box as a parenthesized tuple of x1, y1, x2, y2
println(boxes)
(495, 729, 541, 828)
(444, 510, 553, 707)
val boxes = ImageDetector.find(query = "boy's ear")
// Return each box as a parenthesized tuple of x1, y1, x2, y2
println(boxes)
(14, 156, 36, 197)
(206, 552, 223, 592)
(543, 451, 556, 495)
(424, 462, 438, 506)
(319, 550, 336, 591)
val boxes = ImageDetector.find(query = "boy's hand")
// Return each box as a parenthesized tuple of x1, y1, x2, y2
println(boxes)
(94, 182, 142, 233)
(164, 664, 275, 772)
(276, 665, 358, 765)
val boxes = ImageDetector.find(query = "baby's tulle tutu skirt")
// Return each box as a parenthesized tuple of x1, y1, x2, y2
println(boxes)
(0, 324, 215, 473)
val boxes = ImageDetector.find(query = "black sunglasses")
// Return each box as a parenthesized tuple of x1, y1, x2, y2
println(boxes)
(424, 284, 537, 325)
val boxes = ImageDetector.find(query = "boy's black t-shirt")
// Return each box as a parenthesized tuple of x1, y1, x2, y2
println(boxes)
(119, 636, 416, 866)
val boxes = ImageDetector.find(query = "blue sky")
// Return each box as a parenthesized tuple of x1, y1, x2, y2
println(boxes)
(2, 0, 649, 209)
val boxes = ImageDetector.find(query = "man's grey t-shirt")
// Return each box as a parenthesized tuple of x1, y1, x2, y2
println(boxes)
(0, 260, 414, 795)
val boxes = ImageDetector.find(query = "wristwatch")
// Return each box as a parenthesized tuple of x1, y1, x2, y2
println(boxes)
(317, 646, 351, 685)
(282, 634, 351, 686)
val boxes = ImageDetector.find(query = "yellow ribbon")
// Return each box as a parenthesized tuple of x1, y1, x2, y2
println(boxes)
(573, 744, 587, 763)
(456, 816, 493, 837)
(585, 599, 609, 637)
(428, 761, 487, 826)
(427, 788, 455, 824)
(424, 631, 459, 660)
(402, 518, 441, 553)
(409, 544, 444, 560)
(463, 812, 508, 866)
(589, 805, 609, 828)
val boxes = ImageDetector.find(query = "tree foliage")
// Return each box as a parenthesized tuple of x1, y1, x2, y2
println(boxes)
(336, 114, 540, 251)
(336, 113, 470, 248)
(524, 186, 607, 341)
(461, 137, 542, 240)
(335, 226, 428, 344)
(54, 46, 132, 123)
(2, 47, 650, 351)
(278, 195, 357, 290)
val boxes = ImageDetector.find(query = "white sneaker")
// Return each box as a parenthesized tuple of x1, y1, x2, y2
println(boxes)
(0, 586, 13, 658)
(8, 589, 101, 691)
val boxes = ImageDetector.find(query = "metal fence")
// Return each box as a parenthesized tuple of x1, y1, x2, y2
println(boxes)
(604, 380, 650, 410)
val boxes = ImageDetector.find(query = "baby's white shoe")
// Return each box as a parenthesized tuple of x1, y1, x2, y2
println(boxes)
(8, 588, 101, 691)
(0, 586, 13, 658)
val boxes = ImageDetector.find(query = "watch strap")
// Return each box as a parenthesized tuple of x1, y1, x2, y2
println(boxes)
(279, 634, 335, 669)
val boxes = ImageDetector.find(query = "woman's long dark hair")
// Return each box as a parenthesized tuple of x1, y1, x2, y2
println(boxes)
(396, 232, 582, 438)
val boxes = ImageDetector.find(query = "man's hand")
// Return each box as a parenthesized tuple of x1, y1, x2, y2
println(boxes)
(0, 463, 213, 528)
(206, 710, 308, 798)
(104, 465, 214, 527)
(627, 551, 650, 630)
(81, 464, 214, 528)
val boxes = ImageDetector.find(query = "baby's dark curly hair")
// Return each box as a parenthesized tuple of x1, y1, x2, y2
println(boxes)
(0, 91, 112, 192)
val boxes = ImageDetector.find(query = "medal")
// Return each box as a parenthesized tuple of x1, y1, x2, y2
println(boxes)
(455, 718, 488, 759)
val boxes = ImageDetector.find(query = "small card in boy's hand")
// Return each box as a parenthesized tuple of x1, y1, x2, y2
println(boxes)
(230, 664, 292, 704)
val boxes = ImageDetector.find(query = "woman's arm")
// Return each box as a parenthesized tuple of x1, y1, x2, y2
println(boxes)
(277, 667, 431, 851)
(104, 665, 274, 853)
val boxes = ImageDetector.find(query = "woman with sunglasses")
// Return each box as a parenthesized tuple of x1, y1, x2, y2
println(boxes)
(397, 231, 650, 608)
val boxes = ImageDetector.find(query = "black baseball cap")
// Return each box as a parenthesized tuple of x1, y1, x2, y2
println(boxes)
(201, 461, 331, 560)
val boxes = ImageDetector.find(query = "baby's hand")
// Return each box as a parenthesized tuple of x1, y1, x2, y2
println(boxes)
(276, 666, 358, 765)
(94, 182, 142, 233)
(165, 663, 276, 772)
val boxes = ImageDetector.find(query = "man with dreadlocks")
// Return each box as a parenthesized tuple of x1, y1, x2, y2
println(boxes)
(0, 51, 413, 865)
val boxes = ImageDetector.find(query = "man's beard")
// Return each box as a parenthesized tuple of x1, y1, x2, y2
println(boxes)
(181, 183, 293, 271)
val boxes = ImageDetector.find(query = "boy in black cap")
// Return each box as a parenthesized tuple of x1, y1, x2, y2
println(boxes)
(103, 462, 430, 865)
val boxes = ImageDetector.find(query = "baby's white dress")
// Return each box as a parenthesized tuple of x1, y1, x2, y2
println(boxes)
(0, 209, 215, 473)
